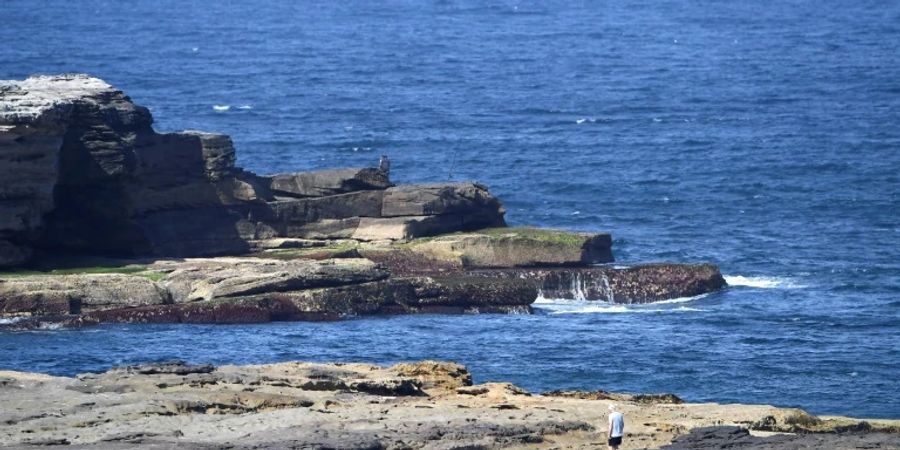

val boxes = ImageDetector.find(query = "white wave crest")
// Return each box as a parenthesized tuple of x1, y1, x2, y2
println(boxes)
(652, 293, 710, 304)
(212, 105, 230, 111)
(0, 317, 26, 325)
(724, 275, 806, 289)
(237, 105, 253, 110)
(534, 294, 709, 315)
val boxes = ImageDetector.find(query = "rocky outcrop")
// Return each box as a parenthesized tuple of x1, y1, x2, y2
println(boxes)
(357, 244, 727, 304)
(0, 257, 535, 327)
(1, 361, 896, 449)
(474, 263, 727, 303)
(0, 74, 729, 324)
(408, 228, 613, 268)
(0, 74, 505, 266)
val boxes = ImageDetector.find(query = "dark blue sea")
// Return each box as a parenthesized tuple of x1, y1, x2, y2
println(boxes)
(2, 1, 899, 418)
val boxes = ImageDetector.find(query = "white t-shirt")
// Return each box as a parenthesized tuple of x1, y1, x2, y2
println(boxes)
(608, 411, 625, 438)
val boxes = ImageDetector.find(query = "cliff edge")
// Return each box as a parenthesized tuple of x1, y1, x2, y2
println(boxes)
(1, 74, 726, 326)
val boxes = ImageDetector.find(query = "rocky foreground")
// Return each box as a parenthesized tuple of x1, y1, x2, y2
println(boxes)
(1, 361, 897, 449)
(0, 74, 727, 326)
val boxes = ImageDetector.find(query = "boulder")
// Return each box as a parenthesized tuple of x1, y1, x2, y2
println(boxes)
(408, 228, 613, 268)
(268, 168, 391, 198)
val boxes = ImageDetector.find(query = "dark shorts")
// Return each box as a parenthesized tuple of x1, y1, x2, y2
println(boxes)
(608, 436, 623, 446)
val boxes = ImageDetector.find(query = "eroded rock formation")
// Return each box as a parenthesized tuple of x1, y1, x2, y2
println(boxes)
(1, 74, 730, 325)
(0, 74, 505, 265)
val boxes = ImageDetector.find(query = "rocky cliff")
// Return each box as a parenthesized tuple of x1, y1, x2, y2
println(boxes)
(0, 74, 505, 266)
(1, 74, 728, 325)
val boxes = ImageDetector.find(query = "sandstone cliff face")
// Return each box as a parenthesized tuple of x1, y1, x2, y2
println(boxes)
(0, 75, 505, 266)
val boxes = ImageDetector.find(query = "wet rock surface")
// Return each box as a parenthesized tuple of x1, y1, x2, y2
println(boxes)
(475, 263, 727, 304)
(1, 361, 896, 449)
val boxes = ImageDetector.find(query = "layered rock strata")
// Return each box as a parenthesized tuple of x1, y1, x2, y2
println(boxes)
(0, 261, 727, 329)
(405, 227, 613, 268)
(0, 258, 535, 327)
(0, 74, 505, 265)
(1, 361, 896, 449)
(1, 74, 729, 325)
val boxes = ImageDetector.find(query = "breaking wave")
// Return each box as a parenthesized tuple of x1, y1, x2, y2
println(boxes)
(724, 275, 806, 289)
(0, 317, 26, 325)
(533, 294, 709, 315)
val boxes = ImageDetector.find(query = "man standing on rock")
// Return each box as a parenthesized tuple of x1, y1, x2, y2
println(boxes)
(607, 404, 625, 449)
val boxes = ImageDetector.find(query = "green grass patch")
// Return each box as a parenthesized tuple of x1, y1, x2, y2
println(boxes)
(136, 271, 168, 282)
(0, 265, 166, 281)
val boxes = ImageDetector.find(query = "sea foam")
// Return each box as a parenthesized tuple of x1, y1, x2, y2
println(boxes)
(0, 317, 25, 325)
(724, 275, 806, 289)
(533, 294, 709, 315)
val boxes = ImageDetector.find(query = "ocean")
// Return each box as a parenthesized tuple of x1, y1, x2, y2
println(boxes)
(1, 0, 898, 418)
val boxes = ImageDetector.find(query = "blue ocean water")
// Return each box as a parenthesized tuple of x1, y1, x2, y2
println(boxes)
(1, 1, 899, 418)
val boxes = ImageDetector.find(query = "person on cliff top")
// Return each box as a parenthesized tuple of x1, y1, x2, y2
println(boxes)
(378, 154, 390, 175)
(607, 404, 625, 449)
